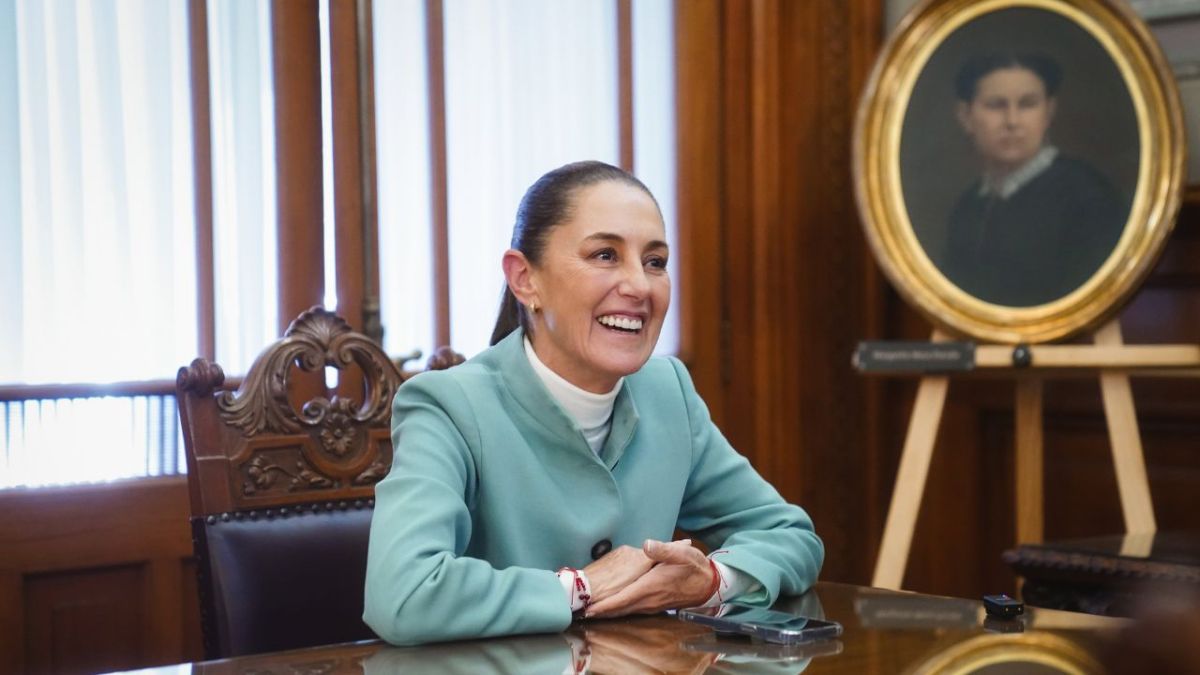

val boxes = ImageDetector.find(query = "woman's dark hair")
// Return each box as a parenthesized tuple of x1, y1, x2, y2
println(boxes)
(954, 51, 1063, 102)
(488, 160, 658, 346)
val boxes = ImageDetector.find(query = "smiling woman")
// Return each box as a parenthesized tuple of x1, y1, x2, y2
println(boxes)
(362, 160, 825, 645)
(500, 176, 670, 393)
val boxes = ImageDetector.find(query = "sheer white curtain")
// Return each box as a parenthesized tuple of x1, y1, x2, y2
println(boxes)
(443, 0, 621, 357)
(374, 0, 436, 361)
(207, 0, 278, 375)
(633, 0, 677, 354)
(1, 0, 197, 385)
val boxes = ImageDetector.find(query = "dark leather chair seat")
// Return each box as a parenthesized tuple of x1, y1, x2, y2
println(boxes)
(198, 504, 376, 656)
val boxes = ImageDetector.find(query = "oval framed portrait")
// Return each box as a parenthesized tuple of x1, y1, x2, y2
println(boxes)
(855, 0, 1186, 343)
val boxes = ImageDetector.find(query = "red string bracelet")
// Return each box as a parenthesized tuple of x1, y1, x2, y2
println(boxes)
(705, 558, 723, 603)
(558, 566, 592, 613)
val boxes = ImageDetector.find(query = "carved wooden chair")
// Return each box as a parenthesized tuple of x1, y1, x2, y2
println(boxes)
(175, 307, 463, 658)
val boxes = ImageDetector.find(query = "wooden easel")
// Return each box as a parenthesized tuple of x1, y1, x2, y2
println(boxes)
(871, 319, 1200, 590)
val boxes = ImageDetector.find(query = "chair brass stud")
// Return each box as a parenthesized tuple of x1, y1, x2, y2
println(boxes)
(206, 516, 217, 525)
(221, 513, 231, 522)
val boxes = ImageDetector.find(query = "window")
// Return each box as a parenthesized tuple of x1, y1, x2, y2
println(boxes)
(1, 0, 196, 488)
(0, 0, 278, 488)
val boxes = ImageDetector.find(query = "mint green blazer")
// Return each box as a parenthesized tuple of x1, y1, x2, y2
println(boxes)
(363, 329, 823, 645)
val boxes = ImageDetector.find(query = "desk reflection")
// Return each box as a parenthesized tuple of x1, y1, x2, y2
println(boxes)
(364, 615, 829, 674)
(117, 582, 1126, 675)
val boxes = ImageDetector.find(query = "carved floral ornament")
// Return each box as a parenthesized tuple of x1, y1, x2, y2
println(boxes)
(216, 307, 405, 440)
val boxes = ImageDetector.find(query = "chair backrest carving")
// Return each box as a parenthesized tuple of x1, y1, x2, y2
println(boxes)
(175, 306, 463, 658)
(177, 308, 409, 515)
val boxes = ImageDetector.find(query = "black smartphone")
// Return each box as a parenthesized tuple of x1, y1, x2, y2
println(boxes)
(677, 603, 843, 645)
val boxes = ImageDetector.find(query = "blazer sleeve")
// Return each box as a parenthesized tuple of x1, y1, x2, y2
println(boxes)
(668, 358, 825, 605)
(363, 373, 571, 645)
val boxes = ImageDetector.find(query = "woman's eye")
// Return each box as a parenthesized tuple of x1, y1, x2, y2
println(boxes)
(646, 256, 667, 270)
(591, 249, 617, 262)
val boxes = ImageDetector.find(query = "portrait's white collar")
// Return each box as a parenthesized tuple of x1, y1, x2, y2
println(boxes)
(980, 145, 1059, 200)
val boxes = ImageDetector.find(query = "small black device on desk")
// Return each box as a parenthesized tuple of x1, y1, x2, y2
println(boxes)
(678, 603, 843, 645)
(983, 594, 1024, 619)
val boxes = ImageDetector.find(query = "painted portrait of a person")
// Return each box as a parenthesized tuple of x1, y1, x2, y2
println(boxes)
(938, 52, 1129, 306)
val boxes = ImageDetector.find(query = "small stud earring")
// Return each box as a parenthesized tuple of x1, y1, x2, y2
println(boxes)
(529, 302, 538, 314)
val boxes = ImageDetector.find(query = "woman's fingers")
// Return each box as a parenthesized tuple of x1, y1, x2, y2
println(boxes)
(585, 554, 713, 618)
(642, 538, 704, 565)
(581, 545, 655, 602)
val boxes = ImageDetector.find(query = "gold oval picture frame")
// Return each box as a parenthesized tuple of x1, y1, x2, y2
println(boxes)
(855, 0, 1186, 343)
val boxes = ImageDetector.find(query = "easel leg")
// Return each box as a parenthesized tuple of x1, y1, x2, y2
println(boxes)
(1094, 321, 1157, 535)
(1015, 377, 1044, 544)
(872, 375, 949, 590)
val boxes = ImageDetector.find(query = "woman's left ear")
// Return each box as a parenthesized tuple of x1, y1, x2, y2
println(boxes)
(502, 249, 540, 308)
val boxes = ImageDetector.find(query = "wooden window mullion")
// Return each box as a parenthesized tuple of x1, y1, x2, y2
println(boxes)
(272, 0, 325, 334)
(618, 0, 634, 172)
(425, 0, 450, 348)
(188, 0, 215, 360)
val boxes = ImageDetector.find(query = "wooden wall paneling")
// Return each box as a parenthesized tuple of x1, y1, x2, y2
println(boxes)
(272, 0, 326, 332)
(905, 384, 998, 597)
(745, 0, 784, 493)
(849, 0, 889, 584)
(674, 0, 886, 584)
(742, 0, 885, 584)
(144, 558, 185, 665)
(0, 572, 23, 674)
(425, 0, 451, 348)
(181, 559, 204, 661)
(25, 566, 146, 675)
(673, 0, 726, 426)
(801, 0, 888, 581)
(189, 0, 215, 360)
(718, 0, 755, 465)
(0, 478, 199, 673)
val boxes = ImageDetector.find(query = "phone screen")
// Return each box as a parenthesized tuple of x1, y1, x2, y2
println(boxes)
(679, 604, 843, 644)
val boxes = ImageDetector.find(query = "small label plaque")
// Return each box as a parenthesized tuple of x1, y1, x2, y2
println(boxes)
(854, 341, 975, 372)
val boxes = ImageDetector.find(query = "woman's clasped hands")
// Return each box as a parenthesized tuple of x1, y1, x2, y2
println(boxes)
(581, 538, 716, 618)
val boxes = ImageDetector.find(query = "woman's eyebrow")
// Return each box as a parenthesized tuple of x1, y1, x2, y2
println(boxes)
(583, 232, 669, 251)
(583, 232, 624, 244)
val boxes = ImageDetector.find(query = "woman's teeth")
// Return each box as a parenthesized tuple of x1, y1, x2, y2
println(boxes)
(598, 315, 643, 332)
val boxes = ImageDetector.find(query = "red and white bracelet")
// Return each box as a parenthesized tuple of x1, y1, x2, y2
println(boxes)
(557, 566, 593, 614)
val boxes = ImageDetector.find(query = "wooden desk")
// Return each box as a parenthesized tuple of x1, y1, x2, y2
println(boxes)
(108, 582, 1124, 674)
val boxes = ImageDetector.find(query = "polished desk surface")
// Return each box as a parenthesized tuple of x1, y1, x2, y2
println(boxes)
(116, 582, 1127, 674)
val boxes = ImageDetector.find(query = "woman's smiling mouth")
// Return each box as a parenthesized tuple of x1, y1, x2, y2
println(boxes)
(597, 315, 643, 333)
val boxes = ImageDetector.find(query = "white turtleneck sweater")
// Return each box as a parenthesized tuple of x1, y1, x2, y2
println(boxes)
(524, 337, 621, 455)
(524, 338, 759, 612)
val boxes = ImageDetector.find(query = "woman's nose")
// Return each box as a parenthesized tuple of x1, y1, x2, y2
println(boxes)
(619, 264, 651, 297)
